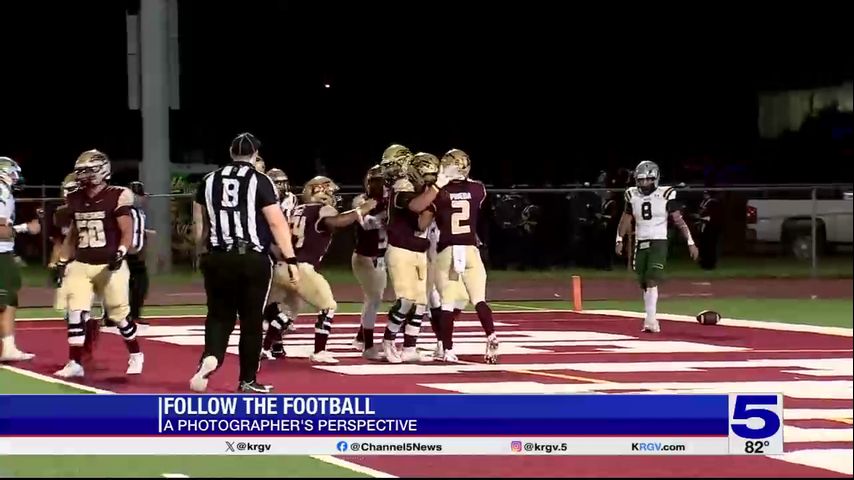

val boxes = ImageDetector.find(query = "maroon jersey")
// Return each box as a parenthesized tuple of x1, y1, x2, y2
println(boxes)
(387, 180, 429, 253)
(66, 186, 134, 265)
(433, 179, 487, 251)
(354, 195, 388, 258)
(51, 205, 73, 243)
(290, 203, 335, 267)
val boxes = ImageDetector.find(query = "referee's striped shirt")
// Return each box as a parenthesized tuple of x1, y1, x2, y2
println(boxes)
(194, 161, 278, 253)
(129, 206, 146, 254)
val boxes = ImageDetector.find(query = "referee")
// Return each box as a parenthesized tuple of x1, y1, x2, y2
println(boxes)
(189, 132, 299, 393)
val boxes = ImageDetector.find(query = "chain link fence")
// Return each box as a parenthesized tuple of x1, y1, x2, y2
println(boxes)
(12, 184, 854, 279)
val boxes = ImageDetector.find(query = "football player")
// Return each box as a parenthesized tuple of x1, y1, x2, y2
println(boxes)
(425, 219, 469, 360)
(260, 168, 300, 359)
(265, 176, 376, 364)
(49, 173, 102, 354)
(380, 152, 445, 363)
(266, 168, 298, 221)
(615, 160, 698, 333)
(52, 149, 144, 378)
(0, 157, 40, 362)
(350, 164, 388, 360)
(428, 149, 498, 363)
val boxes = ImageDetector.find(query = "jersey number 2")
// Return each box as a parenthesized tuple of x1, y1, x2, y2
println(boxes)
(76, 219, 107, 249)
(641, 201, 653, 220)
(451, 200, 471, 235)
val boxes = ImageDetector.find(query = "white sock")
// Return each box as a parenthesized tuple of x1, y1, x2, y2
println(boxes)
(643, 286, 658, 324)
(1, 335, 15, 351)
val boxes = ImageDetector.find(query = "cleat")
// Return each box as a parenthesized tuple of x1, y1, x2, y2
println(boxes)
(382, 340, 402, 364)
(310, 350, 339, 364)
(0, 349, 35, 362)
(442, 349, 459, 363)
(432, 340, 444, 360)
(484, 333, 499, 364)
(361, 345, 385, 361)
(238, 380, 273, 393)
(642, 320, 661, 333)
(189, 355, 218, 392)
(271, 343, 286, 358)
(55, 360, 84, 378)
(260, 349, 275, 360)
(401, 347, 423, 363)
(126, 352, 144, 375)
(351, 338, 365, 352)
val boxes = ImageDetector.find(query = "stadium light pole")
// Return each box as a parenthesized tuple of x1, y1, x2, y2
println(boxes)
(140, 0, 173, 274)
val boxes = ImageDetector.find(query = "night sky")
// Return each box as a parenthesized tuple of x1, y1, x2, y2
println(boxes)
(1, 1, 851, 188)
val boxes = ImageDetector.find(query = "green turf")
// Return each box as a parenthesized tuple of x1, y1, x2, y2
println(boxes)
(19, 254, 854, 287)
(0, 455, 368, 478)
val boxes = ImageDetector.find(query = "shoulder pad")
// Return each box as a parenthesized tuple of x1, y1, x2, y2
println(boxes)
(393, 178, 415, 193)
(319, 205, 338, 218)
(624, 187, 636, 201)
(660, 186, 676, 199)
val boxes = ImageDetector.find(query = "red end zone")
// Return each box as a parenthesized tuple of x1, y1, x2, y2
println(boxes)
(12, 310, 854, 477)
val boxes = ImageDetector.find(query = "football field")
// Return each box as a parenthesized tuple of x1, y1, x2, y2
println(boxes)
(1, 299, 852, 478)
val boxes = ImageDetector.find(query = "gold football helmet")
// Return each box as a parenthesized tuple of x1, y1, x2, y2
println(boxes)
(302, 176, 340, 207)
(440, 148, 471, 179)
(379, 144, 412, 184)
(266, 168, 290, 199)
(61, 173, 79, 198)
(408, 152, 440, 188)
(254, 155, 267, 174)
(74, 149, 111, 187)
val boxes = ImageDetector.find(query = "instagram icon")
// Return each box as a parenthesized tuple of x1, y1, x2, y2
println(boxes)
(511, 441, 523, 452)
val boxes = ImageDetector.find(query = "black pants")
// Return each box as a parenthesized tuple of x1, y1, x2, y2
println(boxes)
(199, 250, 272, 383)
(699, 227, 720, 270)
(126, 253, 149, 320)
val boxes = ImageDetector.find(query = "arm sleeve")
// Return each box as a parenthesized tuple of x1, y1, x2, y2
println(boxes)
(317, 205, 339, 233)
(395, 192, 416, 210)
(255, 173, 278, 208)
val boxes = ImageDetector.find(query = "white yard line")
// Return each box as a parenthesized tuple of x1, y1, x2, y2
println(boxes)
(584, 309, 853, 337)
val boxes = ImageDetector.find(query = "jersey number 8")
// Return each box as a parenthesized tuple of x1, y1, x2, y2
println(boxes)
(641, 201, 653, 220)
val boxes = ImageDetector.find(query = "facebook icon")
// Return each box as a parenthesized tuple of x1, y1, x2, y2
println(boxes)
(336, 441, 348, 452)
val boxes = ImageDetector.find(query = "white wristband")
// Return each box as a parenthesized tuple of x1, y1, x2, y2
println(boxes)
(615, 236, 623, 243)
(13, 223, 29, 234)
(687, 238, 695, 246)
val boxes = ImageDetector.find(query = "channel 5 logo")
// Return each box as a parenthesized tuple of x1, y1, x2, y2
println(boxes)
(510, 441, 523, 452)
(729, 394, 782, 440)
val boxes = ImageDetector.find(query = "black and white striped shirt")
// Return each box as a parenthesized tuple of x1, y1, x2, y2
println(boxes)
(194, 161, 278, 253)
(130, 206, 146, 254)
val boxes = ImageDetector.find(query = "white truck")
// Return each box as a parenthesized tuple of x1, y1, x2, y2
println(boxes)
(746, 190, 853, 258)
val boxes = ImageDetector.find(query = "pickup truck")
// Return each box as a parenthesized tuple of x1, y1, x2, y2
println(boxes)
(746, 190, 853, 258)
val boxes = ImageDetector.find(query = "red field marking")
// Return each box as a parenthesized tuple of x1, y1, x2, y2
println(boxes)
(8, 310, 853, 478)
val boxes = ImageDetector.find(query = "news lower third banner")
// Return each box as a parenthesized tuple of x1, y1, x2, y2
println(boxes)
(0, 394, 783, 455)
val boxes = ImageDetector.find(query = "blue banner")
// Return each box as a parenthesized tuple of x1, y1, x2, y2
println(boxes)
(0, 394, 729, 436)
